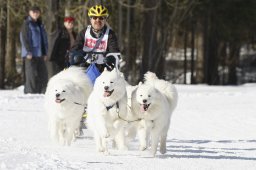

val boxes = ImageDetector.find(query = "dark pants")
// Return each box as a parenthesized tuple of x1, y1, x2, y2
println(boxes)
(24, 57, 48, 94)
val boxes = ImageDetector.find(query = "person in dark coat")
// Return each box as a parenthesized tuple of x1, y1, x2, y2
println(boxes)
(49, 16, 77, 74)
(20, 6, 48, 94)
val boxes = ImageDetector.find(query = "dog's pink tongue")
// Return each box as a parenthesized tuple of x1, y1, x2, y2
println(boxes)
(104, 91, 110, 97)
(140, 105, 146, 112)
(55, 99, 61, 103)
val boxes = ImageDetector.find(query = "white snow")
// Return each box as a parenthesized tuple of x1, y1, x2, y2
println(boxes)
(0, 84, 256, 170)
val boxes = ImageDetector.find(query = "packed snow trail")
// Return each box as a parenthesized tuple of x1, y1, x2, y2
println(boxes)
(0, 85, 256, 170)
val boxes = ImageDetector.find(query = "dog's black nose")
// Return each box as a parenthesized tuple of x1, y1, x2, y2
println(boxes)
(56, 93, 60, 98)
(143, 99, 147, 103)
(104, 86, 109, 90)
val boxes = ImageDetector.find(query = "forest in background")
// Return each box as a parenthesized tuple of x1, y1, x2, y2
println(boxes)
(1, 0, 256, 89)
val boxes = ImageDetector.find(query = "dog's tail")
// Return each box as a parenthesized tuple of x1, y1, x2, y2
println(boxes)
(165, 85, 178, 112)
(144, 71, 178, 112)
(144, 71, 158, 83)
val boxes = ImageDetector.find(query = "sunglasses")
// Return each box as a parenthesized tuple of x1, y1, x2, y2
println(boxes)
(91, 16, 106, 20)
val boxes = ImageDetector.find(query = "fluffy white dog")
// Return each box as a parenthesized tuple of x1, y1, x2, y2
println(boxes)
(87, 68, 128, 154)
(130, 72, 178, 156)
(44, 67, 93, 145)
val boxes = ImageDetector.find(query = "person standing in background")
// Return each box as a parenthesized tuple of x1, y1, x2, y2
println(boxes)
(20, 6, 48, 94)
(49, 16, 77, 74)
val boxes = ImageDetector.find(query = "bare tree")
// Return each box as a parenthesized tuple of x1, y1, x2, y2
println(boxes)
(141, 0, 158, 79)
(0, 0, 7, 88)
(5, 0, 18, 87)
(45, 0, 60, 78)
(195, 28, 204, 83)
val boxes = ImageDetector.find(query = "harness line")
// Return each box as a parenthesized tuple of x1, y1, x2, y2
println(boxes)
(106, 102, 142, 123)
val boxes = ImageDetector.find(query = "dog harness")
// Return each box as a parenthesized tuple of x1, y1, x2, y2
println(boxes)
(105, 102, 143, 123)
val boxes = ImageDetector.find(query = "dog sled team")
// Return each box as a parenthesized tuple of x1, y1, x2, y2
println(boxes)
(45, 67, 178, 157)
(44, 4, 178, 157)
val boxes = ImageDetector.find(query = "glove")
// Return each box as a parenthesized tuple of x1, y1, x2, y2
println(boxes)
(69, 50, 86, 66)
(73, 55, 85, 65)
(103, 55, 116, 71)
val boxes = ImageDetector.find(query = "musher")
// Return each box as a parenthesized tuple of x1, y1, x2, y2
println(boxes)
(69, 4, 121, 134)
(69, 4, 121, 84)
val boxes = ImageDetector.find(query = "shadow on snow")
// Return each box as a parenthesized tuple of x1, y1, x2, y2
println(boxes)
(157, 139, 256, 160)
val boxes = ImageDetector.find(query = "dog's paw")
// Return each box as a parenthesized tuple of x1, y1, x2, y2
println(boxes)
(149, 149, 157, 157)
(160, 146, 166, 154)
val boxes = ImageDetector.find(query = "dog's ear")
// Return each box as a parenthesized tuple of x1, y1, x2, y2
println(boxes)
(138, 81, 143, 86)
(111, 67, 122, 77)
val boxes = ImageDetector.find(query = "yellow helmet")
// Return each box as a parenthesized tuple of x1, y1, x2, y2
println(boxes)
(88, 5, 109, 17)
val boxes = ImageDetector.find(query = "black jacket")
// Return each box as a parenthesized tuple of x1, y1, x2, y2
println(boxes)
(71, 25, 120, 53)
(49, 27, 76, 69)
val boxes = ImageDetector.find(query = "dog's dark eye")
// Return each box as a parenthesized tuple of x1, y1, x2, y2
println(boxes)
(62, 90, 66, 92)
(103, 82, 105, 84)
(110, 81, 113, 84)
(140, 95, 142, 97)
(148, 95, 151, 97)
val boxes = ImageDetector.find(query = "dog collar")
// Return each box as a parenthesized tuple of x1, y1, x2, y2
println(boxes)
(106, 102, 119, 111)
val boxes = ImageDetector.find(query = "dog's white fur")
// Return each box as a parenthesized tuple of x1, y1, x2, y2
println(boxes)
(44, 67, 93, 145)
(87, 68, 128, 154)
(130, 72, 178, 156)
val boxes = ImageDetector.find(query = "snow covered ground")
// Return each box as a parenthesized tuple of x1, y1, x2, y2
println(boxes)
(0, 84, 256, 170)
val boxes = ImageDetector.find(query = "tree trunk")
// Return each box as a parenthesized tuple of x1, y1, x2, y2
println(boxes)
(227, 42, 240, 85)
(190, 19, 195, 84)
(0, 0, 7, 88)
(124, 0, 131, 81)
(118, 1, 123, 51)
(153, 10, 165, 79)
(195, 31, 204, 83)
(123, 0, 138, 84)
(141, 0, 158, 79)
(205, 28, 219, 85)
(203, 5, 219, 85)
(219, 42, 227, 84)
(45, 0, 60, 79)
(5, 0, 17, 87)
(184, 30, 188, 84)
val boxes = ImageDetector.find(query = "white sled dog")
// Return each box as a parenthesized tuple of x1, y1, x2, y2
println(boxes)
(130, 72, 178, 156)
(44, 67, 93, 145)
(87, 68, 128, 154)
